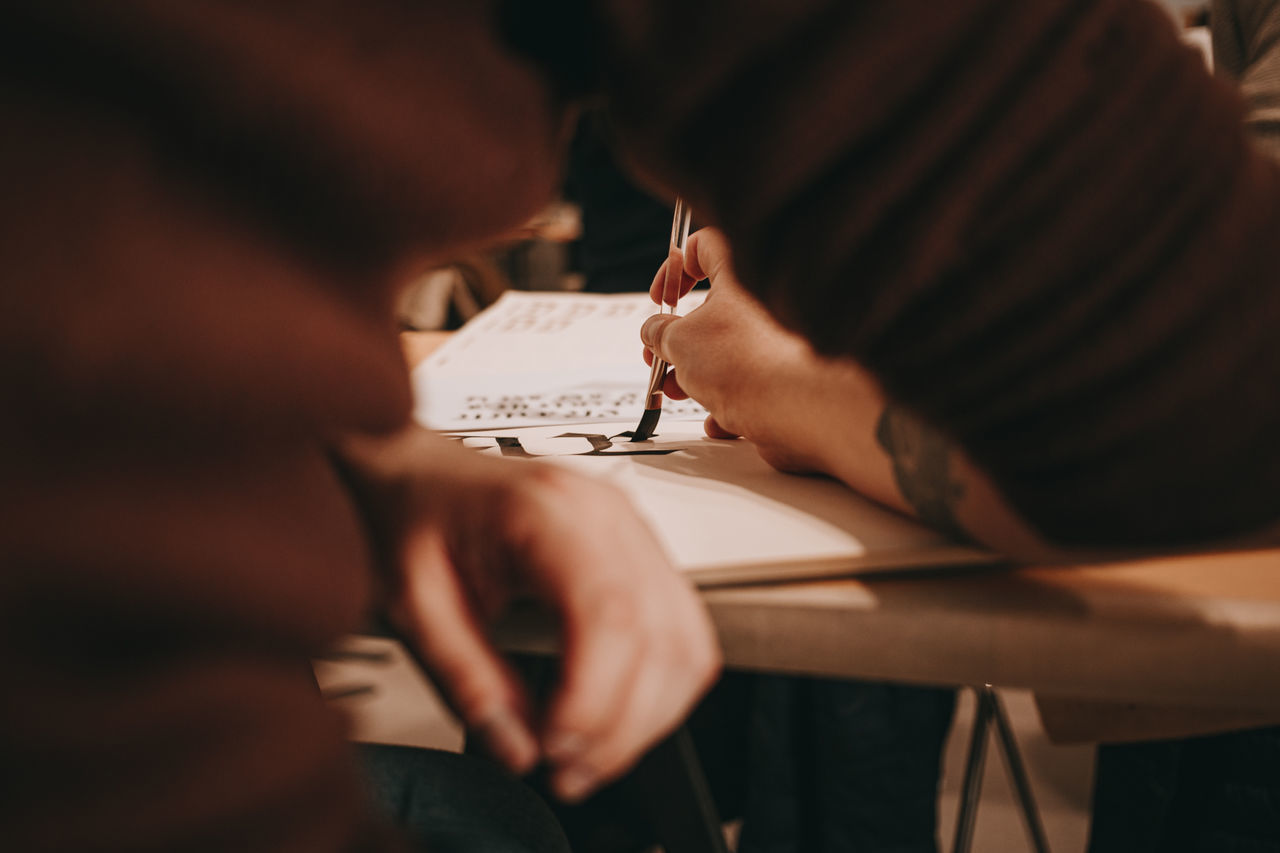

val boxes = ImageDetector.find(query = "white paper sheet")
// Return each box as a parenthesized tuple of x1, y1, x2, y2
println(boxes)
(442, 420, 994, 586)
(413, 291, 708, 430)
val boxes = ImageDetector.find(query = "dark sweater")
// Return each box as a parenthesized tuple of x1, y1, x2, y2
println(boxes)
(589, 0, 1280, 546)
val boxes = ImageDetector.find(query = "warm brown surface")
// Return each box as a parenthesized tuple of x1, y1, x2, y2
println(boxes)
(493, 553, 1280, 714)
(701, 552, 1280, 712)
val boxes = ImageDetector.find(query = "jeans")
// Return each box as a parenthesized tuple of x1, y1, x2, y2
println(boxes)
(360, 743, 570, 853)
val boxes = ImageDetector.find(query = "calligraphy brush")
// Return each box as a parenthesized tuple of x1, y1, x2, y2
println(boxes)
(631, 196, 693, 441)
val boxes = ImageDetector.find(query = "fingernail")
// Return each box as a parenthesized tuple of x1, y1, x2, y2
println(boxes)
(554, 765, 599, 803)
(543, 730, 587, 763)
(476, 707, 537, 773)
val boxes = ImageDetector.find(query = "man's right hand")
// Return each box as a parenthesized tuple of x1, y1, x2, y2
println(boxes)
(641, 229, 887, 483)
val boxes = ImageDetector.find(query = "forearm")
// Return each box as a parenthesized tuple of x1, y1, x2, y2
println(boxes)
(782, 358, 1056, 559)
(755, 354, 907, 515)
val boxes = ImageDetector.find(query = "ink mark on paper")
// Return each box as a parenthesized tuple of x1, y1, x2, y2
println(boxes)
(452, 432, 682, 458)
(452, 389, 706, 424)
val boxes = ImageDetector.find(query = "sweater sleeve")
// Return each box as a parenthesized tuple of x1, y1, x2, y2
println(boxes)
(1, 2, 569, 849)
(593, 0, 1280, 547)
(1214, 0, 1280, 157)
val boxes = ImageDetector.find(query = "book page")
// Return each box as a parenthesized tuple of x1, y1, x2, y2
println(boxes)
(414, 291, 707, 430)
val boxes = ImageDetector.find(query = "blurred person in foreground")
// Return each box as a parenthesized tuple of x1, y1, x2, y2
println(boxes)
(0, 4, 721, 851)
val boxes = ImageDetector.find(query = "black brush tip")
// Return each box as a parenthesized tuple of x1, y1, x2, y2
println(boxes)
(630, 408, 661, 442)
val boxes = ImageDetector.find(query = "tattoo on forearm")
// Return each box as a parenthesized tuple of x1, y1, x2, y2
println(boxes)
(875, 405, 968, 540)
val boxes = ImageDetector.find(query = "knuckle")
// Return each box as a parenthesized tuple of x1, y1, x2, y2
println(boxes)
(645, 316, 674, 356)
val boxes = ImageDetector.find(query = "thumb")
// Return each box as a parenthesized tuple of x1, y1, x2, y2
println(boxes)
(683, 227, 732, 284)
(640, 313, 684, 365)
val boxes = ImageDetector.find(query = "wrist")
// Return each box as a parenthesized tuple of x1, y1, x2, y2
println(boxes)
(786, 357, 914, 514)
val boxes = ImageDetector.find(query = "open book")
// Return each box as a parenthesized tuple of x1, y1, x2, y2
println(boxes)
(412, 292, 996, 586)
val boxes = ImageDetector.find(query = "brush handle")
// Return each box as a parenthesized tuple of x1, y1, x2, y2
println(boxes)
(644, 198, 693, 406)
(643, 352, 668, 410)
(635, 197, 692, 435)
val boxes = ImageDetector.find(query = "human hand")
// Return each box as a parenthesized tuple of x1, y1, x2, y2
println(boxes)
(641, 230, 1054, 555)
(342, 428, 720, 802)
(642, 228, 875, 475)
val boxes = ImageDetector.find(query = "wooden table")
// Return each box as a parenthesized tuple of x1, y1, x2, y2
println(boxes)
(405, 331, 1280, 717)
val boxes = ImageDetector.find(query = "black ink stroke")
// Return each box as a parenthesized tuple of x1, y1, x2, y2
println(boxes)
(450, 433, 681, 459)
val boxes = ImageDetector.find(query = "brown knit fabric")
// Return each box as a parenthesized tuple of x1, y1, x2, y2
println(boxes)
(5, 0, 1280, 848)
(0, 2, 566, 849)
(1215, 0, 1280, 155)
(596, 0, 1280, 545)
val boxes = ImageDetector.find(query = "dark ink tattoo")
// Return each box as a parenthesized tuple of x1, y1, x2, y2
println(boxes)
(875, 406, 968, 541)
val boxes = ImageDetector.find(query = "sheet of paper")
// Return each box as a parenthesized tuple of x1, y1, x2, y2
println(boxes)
(442, 420, 995, 586)
(414, 291, 709, 431)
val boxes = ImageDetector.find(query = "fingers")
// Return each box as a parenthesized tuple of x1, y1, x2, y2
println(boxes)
(662, 370, 689, 400)
(683, 228, 732, 284)
(639, 315, 692, 397)
(640, 313, 682, 366)
(648, 262, 665, 304)
(509, 472, 721, 801)
(647, 227, 734, 307)
(543, 578, 720, 801)
(541, 593, 652, 799)
(648, 250, 702, 306)
(393, 528, 538, 774)
(550, 627, 709, 800)
(640, 348, 690, 399)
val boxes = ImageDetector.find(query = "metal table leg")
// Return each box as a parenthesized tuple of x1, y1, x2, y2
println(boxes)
(952, 685, 1051, 853)
(990, 689, 1051, 853)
